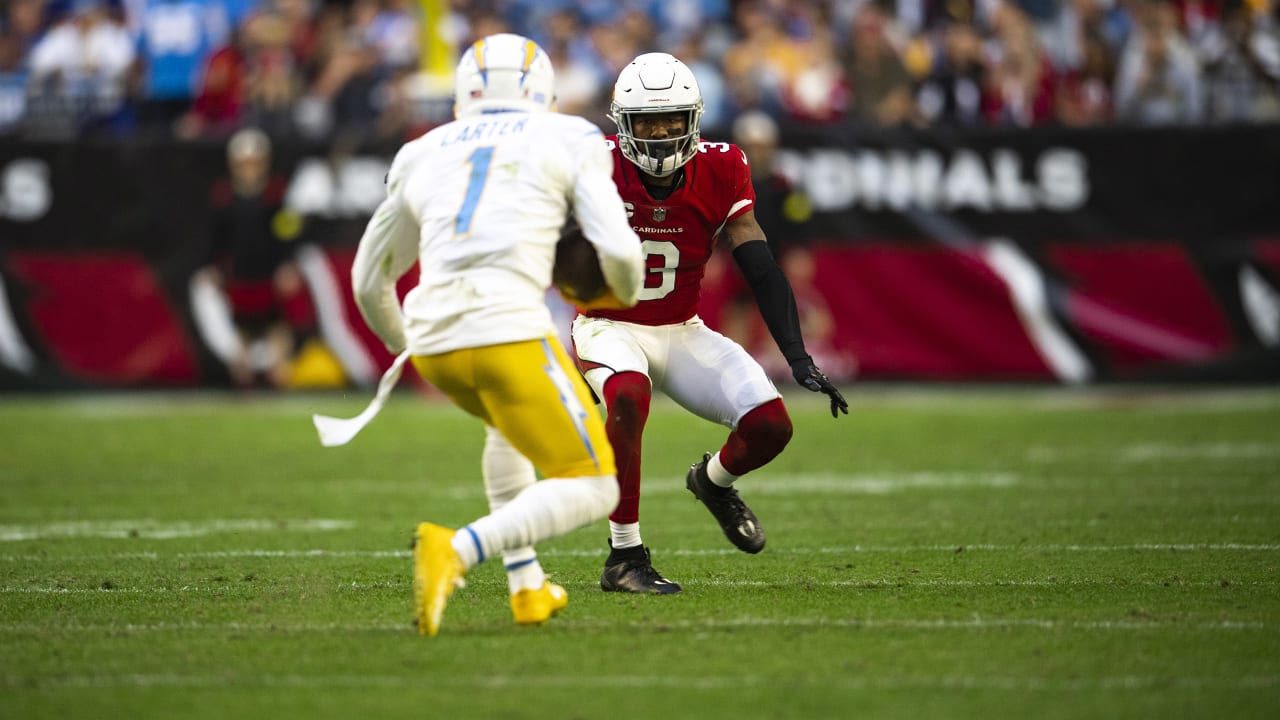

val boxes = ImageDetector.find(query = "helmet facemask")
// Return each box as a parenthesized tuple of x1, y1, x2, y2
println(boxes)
(610, 103, 704, 178)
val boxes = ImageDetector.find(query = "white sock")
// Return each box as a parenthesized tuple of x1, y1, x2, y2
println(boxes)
(502, 548, 546, 594)
(609, 521, 642, 550)
(707, 452, 738, 488)
(463, 474, 620, 565)
(481, 427, 543, 592)
(451, 526, 483, 568)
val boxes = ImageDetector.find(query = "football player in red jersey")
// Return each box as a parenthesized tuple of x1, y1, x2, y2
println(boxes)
(572, 53, 849, 594)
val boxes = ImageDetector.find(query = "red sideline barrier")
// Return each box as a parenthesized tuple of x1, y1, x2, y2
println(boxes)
(7, 252, 198, 385)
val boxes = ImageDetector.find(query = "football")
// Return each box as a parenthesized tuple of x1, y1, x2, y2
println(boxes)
(553, 221, 607, 304)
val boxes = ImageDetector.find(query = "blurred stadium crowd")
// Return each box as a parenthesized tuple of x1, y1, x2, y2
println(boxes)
(0, 0, 1276, 143)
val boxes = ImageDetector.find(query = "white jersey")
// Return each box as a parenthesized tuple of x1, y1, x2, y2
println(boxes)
(352, 111, 642, 355)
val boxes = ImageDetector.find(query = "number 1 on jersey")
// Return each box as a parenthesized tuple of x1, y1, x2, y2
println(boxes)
(456, 146, 494, 235)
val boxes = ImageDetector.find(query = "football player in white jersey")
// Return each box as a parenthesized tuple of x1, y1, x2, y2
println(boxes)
(349, 33, 644, 636)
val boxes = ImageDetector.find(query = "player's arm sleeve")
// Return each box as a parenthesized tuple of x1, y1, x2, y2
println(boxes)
(725, 150, 807, 362)
(733, 236, 810, 367)
(569, 131, 644, 307)
(351, 177, 417, 354)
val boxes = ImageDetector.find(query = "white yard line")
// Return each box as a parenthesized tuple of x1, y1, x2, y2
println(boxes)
(405, 472, 1023, 500)
(3, 457, 1273, 545)
(0, 519, 355, 542)
(0, 472, 1024, 541)
(1120, 442, 1280, 461)
(4, 542, 1280, 564)
(1027, 442, 1280, 463)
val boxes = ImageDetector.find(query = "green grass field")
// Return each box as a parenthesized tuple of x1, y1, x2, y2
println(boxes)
(1, 387, 1278, 719)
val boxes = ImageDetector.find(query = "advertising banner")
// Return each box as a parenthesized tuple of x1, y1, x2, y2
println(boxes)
(1, 126, 1277, 390)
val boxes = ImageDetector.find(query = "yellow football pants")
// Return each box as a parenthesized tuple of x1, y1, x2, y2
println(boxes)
(411, 336, 615, 479)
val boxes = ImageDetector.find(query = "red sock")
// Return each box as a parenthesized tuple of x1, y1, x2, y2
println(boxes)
(720, 398, 793, 476)
(602, 372, 651, 524)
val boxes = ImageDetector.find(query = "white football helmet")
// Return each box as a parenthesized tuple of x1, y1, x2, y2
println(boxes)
(454, 33, 556, 118)
(609, 53, 705, 178)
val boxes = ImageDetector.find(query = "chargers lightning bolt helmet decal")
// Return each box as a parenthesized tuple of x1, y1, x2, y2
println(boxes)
(454, 33, 556, 118)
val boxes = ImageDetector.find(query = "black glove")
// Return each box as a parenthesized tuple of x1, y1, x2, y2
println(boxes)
(790, 359, 849, 418)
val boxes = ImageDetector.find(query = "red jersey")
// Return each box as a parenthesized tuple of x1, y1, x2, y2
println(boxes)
(588, 137, 756, 325)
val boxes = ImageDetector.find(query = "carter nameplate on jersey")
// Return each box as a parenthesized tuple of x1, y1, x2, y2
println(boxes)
(652, 207, 667, 222)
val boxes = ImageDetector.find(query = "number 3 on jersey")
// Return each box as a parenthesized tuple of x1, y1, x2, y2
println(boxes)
(455, 146, 494, 235)
(639, 239, 678, 301)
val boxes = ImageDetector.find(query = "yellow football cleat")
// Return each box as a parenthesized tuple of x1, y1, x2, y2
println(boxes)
(509, 581, 568, 626)
(412, 522, 467, 637)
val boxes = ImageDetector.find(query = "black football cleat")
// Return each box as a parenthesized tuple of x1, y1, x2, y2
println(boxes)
(600, 542, 682, 594)
(685, 452, 765, 554)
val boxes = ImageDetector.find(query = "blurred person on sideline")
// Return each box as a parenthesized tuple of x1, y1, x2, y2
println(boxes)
(727, 107, 855, 381)
(1114, 0, 1205, 124)
(843, 2, 919, 127)
(131, 0, 232, 137)
(239, 9, 305, 137)
(782, 14, 847, 123)
(4, 0, 48, 62)
(26, 0, 135, 137)
(269, 0, 323, 78)
(1200, 0, 1280, 122)
(297, 0, 416, 142)
(981, 1, 1059, 127)
(1039, 0, 1131, 76)
(707, 111, 804, 348)
(175, 19, 249, 138)
(203, 127, 315, 388)
(568, 53, 848, 595)
(721, 0, 806, 114)
(916, 19, 989, 127)
(0, 33, 29, 134)
(342, 34, 644, 636)
(1056, 25, 1118, 125)
(175, 2, 319, 140)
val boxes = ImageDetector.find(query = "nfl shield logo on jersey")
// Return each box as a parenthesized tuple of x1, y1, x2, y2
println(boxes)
(652, 206, 667, 222)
